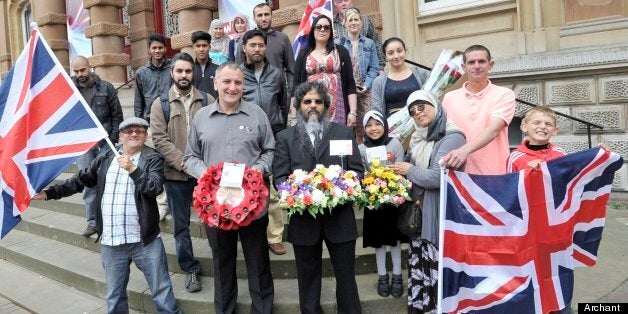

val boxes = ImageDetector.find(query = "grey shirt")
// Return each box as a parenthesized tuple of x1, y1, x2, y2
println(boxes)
(184, 100, 275, 180)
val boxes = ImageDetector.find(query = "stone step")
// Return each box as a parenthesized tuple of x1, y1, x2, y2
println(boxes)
(0, 259, 143, 313)
(18, 206, 408, 279)
(0, 230, 407, 313)
(32, 195, 369, 239)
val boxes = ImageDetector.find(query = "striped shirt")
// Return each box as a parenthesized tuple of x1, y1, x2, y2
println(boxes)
(100, 152, 142, 246)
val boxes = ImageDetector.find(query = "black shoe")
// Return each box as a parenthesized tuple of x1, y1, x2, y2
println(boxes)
(81, 226, 97, 237)
(185, 272, 202, 293)
(391, 274, 403, 298)
(377, 274, 390, 297)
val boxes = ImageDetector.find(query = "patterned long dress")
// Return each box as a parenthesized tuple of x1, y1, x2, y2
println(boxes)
(305, 50, 346, 125)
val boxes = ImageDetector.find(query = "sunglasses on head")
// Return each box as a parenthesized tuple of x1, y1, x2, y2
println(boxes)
(302, 99, 324, 105)
(314, 24, 331, 31)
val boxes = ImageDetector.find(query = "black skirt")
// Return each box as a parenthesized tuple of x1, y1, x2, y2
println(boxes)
(362, 203, 408, 248)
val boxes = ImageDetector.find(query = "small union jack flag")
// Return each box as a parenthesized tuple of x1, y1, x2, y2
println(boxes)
(292, 0, 333, 58)
(441, 148, 623, 313)
(0, 28, 108, 238)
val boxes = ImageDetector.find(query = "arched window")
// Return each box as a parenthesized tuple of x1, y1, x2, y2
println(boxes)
(21, 3, 32, 44)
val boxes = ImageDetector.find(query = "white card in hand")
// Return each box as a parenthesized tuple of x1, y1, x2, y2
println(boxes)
(365, 145, 388, 163)
(219, 163, 245, 188)
(329, 140, 353, 156)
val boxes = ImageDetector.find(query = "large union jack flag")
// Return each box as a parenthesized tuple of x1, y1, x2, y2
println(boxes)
(292, 0, 333, 58)
(441, 148, 623, 313)
(0, 28, 108, 238)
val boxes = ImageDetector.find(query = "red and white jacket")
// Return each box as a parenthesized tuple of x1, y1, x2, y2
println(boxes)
(507, 141, 566, 172)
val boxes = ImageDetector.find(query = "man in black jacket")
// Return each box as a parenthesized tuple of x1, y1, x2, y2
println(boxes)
(191, 31, 218, 98)
(33, 117, 180, 314)
(71, 56, 124, 237)
(272, 82, 363, 313)
(134, 34, 172, 122)
(241, 29, 289, 255)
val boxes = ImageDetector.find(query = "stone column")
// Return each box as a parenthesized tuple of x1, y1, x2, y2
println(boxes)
(31, 0, 69, 71)
(84, 0, 130, 85)
(128, 0, 156, 70)
(169, 0, 216, 56)
(0, 0, 11, 79)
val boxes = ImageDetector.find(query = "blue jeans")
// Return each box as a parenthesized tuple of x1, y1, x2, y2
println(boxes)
(100, 238, 180, 314)
(164, 178, 201, 274)
(77, 146, 98, 227)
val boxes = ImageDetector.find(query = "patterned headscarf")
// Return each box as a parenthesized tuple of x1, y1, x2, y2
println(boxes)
(209, 19, 230, 56)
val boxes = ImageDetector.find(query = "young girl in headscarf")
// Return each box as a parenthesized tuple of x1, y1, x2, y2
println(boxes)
(228, 15, 250, 62)
(358, 110, 408, 298)
(209, 19, 229, 65)
(388, 90, 466, 313)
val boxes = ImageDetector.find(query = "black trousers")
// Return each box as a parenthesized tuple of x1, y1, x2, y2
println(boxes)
(293, 238, 361, 314)
(206, 214, 274, 314)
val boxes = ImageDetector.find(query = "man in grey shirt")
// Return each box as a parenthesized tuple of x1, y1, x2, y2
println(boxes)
(236, 2, 295, 98)
(184, 62, 275, 314)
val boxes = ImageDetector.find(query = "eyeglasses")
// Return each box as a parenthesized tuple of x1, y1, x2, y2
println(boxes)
(302, 99, 324, 105)
(121, 129, 147, 135)
(314, 24, 331, 32)
(408, 104, 426, 115)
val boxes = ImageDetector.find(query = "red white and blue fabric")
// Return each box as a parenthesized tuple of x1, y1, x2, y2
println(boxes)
(441, 148, 623, 313)
(0, 29, 108, 238)
(292, 0, 333, 58)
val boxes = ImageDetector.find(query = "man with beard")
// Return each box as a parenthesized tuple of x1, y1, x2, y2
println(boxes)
(236, 2, 295, 98)
(191, 31, 218, 98)
(272, 82, 363, 313)
(184, 62, 275, 314)
(71, 56, 124, 237)
(150, 52, 213, 293)
(240, 29, 289, 255)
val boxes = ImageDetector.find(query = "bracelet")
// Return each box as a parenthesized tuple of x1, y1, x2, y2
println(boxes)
(348, 112, 357, 117)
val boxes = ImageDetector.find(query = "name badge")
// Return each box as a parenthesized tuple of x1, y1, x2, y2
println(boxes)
(219, 163, 246, 188)
(365, 145, 388, 163)
(329, 140, 353, 156)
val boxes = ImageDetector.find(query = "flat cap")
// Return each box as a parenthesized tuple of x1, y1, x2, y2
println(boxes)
(119, 117, 149, 131)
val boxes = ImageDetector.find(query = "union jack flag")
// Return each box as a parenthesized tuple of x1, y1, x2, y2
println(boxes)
(440, 148, 623, 313)
(0, 28, 108, 238)
(292, 0, 333, 58)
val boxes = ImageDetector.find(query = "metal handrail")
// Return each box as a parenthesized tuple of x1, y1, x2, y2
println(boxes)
(405, 59, 604, 148)
(115, 77, 135, 91)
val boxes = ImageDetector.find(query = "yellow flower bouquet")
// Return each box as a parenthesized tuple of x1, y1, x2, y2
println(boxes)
(360, 159, 412, 210)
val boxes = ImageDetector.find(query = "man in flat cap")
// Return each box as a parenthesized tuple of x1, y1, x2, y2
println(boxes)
(33, 117, 180, 313)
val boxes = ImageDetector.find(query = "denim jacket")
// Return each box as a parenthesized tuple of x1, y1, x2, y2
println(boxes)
(334, 35, 379, 90)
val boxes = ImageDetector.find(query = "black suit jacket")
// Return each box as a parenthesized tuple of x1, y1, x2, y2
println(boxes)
(273, 122, 364, 246)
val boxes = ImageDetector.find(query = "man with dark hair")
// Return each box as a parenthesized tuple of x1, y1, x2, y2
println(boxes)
(236, 2, 295, 98)
(150, 52, 214, 293)
(71, 56, 124, 237)
(441, 44, 515, 175)
(33, 117, 180, 314)
(240, 29, 289, 255)
(185, 62, 275, 314)
(191, 30, 218, 98)
(273, 82, 363, 313)
(134, 34, 172, 122)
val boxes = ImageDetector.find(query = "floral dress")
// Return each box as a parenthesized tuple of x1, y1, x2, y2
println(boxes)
(305, 50, 346, 125)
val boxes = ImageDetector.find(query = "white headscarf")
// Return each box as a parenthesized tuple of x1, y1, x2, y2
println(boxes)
(407, 90, 460, 169)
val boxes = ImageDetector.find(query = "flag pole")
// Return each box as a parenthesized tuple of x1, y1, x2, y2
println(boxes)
(437, 161, 447, 314)
(105, 138, 120, 157)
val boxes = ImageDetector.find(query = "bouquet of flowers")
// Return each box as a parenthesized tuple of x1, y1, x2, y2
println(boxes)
(193, 162, 268, 230)
(360, 159, 412, 209)
(277, 164, 364, 218)
(388, 49, 465, 142)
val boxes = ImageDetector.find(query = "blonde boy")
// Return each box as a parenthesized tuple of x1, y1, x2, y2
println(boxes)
(507, 106, 566, 172)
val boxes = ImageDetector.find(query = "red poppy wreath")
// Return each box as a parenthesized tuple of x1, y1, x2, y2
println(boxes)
(193, 162, 268, 230)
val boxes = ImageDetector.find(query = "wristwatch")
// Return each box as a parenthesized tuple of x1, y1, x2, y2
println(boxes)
(348, 112, 357, 117)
